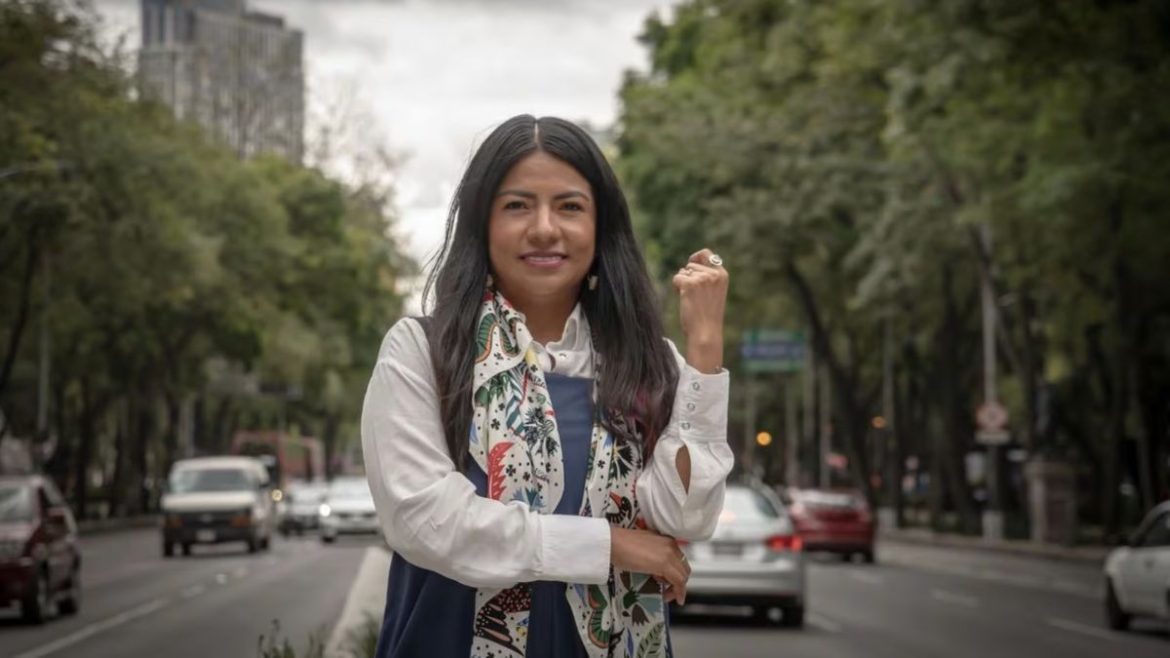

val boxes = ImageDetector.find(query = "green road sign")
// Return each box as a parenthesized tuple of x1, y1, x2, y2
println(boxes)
(741, 329, 806, 373)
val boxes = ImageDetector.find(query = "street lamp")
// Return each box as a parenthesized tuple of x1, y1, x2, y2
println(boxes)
(756, 431, 773, 447)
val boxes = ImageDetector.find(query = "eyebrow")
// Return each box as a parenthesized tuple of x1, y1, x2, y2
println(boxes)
(496, 189, 591, 202)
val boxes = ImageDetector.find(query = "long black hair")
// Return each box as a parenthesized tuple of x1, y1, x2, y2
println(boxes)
(422, 115, 679, 471)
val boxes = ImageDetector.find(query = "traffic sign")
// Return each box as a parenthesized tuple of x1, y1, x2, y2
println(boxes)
(976, 401, 1008, 431)
(741, 329, 805, 373)
(976, 429, 1010, 445)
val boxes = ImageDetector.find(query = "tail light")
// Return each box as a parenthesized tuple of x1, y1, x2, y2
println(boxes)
(765, 534, 803, 552)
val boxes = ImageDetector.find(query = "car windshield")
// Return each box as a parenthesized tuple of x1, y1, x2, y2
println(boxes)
(329, 481, 371, 499)
(722, 488, 780, 521)
(0, 484, 33, 522)
(289, 485, 325, 503)
(169, 468, 252, 494)
(798, 491, 861, 508)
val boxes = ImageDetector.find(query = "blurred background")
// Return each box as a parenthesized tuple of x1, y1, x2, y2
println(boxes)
(1, 1, 1168, 657)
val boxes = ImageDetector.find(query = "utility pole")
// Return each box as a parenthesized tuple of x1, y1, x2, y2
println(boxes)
(878, 317, 898, 530)
(980, 222, 1005, 541)
(743, 374, 758, 476)
(784, 376, 798, 486)
(819, 363, 832, 488)
(803, 345, 816, 488)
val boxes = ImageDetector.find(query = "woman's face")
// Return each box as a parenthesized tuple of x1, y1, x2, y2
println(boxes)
(488, 151, 597, 307)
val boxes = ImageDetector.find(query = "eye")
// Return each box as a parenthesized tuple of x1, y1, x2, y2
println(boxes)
(502, 199, 527, 211)
(561, 201, 585, 212)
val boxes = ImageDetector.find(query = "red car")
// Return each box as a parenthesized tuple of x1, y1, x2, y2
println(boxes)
(784, 488, 876, 563)
(0, 475, 82, 623)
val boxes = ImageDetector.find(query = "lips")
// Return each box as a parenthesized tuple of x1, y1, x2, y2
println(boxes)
(520, 252, 567, 267)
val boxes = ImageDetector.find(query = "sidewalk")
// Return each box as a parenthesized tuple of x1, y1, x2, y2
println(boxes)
(880, 527, 1110, 564)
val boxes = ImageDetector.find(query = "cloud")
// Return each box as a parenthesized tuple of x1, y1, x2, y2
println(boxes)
(90, 0, 675, 275)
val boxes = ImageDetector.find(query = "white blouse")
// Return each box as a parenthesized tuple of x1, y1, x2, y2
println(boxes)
(360, 305, 732, 589)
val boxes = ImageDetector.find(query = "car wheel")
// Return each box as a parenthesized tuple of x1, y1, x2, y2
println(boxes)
(247, 537, 259, 554)
(162, 540, 174, 558)
(1105, 578, 1131, 631)
(321, 534, 336, 544)
(862, 549, 876, 564)
(782, 605, 805, 629)
(58, 563, 81, 616)
(21, 569, 51, 624)
(181, 543, 192, 557)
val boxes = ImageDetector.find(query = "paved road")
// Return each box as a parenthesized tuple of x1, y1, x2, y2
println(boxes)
(0, 527, 376, 658)
(672, 541, 1169, 658)
(3, 529, 1166, 658)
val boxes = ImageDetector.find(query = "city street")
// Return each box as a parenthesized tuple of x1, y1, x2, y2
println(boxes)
(672, 541, 1167, 658)
(0, 527, 373, 658)
(0, 528, 1166, 658)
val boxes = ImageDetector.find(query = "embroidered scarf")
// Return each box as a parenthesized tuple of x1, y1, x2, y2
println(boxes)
(467, 289, 667, 658)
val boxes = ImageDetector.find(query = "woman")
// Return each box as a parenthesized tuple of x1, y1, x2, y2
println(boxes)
(361, 115, 732, 658)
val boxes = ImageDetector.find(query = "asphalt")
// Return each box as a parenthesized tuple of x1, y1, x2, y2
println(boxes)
(0, 527, 376, 658)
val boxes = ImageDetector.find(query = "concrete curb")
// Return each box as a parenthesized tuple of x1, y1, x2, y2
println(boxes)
(880, 528, 1110, 564)
(326, 546, 391, 658)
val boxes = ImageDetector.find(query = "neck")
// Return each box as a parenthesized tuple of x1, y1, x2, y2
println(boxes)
(507, 290, 578, 344)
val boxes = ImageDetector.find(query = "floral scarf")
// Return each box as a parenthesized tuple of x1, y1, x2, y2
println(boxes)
(467, 289, 667, 658)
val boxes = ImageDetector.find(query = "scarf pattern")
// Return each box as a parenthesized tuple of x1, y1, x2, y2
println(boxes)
(468, 289, 667, 658)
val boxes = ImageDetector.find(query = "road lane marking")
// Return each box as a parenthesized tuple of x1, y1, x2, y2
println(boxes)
(232, 566, 249, 578)
(13, 598, 170, 658)
(215, 572, 229, 584)
(930, 588, 980, 608)
(1046, 617, 1119, 641)
(180, 584, 206, 599)
(849, 571, 884, 585)
(807, 613, 843, 633)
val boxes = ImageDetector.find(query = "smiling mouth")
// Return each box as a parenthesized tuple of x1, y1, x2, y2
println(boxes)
(521, 254, 567, 265)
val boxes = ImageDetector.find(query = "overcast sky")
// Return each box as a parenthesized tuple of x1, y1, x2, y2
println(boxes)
(91, 0, 674, 278)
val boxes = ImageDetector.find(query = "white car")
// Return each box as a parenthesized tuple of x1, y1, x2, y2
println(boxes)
(1104, 500, 1170, 630)
(319, 477, 379, 543)
(677, 483, 807, 627)
(160, 456, 275, 556)
(278, 480, 327, 536)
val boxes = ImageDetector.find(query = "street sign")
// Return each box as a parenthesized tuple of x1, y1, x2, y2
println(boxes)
(976, 401, 1009, 431)
(976, 429, 1010, 445)
(741, 329, 805, 373)
(976, 401, 1010, 445)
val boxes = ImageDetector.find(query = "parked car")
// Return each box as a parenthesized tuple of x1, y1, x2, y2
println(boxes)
(160, 456, 275, 556)
(785, 488, 876, 563)
(0, 475, 81, 623)
(278, 480, 327, 536)
(319, 477, 378, 543)
(1104, 500, 1170, 630)
(677, 483, 807, 627)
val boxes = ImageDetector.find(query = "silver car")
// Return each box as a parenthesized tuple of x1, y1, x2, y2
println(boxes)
(1104, 500, 1170, 630)
(319, 477, 379, 543)
(677, 483, 807, 627)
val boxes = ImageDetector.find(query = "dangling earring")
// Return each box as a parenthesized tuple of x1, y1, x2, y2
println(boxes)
(587, 274, 599, 291)
(486, 273, 495, 288)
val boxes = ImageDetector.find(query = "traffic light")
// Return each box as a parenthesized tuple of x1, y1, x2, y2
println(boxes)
(756, 431, 773, 447)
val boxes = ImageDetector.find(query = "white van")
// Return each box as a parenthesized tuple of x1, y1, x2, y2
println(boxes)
(160, 456, 275, 556)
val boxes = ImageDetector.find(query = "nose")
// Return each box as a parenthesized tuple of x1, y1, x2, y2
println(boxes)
(527, 202, 558, 244)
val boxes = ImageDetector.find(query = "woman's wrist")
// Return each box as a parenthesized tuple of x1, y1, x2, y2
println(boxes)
(685, 333, 723, 374)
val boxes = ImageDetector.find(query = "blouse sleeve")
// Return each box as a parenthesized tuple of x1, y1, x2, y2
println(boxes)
(361, 318, 612, 588)
(635, 338, 733, 541)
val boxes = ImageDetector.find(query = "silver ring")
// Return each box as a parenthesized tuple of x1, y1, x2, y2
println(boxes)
(708, 254, 723, 267)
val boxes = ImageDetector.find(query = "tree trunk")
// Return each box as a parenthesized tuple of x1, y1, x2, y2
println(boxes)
(0, 230, 39, 399)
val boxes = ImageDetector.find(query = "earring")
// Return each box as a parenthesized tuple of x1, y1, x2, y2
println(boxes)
(486, 273, 495, 288)
(587, 274, 598, 291)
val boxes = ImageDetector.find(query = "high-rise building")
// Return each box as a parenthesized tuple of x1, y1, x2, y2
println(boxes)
(138, 0, 305, 162)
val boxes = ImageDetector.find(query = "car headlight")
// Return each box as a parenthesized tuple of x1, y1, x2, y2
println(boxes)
(319, 503, 332, 517)
(230, 509, 253, 528)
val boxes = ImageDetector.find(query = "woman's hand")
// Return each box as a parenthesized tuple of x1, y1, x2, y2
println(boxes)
(672, 248, 728, 374)
(610, 526, 691, 604)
